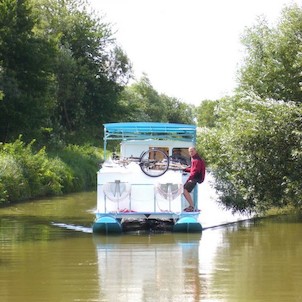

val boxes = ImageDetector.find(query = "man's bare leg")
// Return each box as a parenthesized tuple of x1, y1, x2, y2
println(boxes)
(183, 189, 194, 208)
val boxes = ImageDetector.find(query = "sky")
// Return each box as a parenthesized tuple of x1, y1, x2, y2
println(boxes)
(89, 0, 300, 105)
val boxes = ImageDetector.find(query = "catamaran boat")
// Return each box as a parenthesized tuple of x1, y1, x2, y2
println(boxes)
(92, 122, 202, 234)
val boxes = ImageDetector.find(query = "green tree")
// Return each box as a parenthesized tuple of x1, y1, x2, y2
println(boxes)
(117, 74, 167, 122)
(133, 74, 168, 122)
(33, 0, 132, 143)
(0, 0, 55, 142)
(116, 85, 150, 122)
(198, 96, 302, 214)
(196, 4, 302, 214)
(116, 74, 195, 124)
(0, 0, 132, 144)
(238, 4, 302, 102)
(196, 99, 219, 128)
(161, 94, 195, 124)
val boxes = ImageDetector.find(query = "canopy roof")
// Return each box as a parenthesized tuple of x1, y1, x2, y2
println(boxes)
(103, 122, 196, 142)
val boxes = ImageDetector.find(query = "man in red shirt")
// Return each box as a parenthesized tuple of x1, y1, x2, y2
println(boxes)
(183, 147, 206, 212)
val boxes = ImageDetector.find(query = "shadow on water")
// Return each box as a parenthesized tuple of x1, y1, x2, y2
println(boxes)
(0, 191, 96, 244)
(93, 231, 202, 246)
(0, 215, 91, 244)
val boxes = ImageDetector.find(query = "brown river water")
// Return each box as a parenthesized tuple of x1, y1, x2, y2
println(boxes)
(0, 181, 302, 302)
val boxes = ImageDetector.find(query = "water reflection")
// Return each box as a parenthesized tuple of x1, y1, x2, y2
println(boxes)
(199, 173, 251, 228)
(1, 190, 302, 302)
(0, 235, 99, 302)
(198, 217, 302, 302)
(94, 233, 203, 301)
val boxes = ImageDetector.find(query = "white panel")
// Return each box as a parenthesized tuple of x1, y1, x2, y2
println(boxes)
(130, 184, 155, 212)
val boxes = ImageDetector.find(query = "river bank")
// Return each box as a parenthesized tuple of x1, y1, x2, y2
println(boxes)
(0, 139, 103, 205)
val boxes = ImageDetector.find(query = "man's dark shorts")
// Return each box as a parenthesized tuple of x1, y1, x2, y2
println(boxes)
(184, 180, 197, 193)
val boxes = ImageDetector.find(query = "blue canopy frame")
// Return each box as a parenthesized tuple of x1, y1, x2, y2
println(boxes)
(103, 122, 196, 159)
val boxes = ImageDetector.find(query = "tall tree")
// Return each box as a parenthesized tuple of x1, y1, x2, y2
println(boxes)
(33, 0, 132, 142)
(196, 99, 219, 128)
(0, 0, 55, 142)
(161, 94, 195, 124)
(117, 75, 167, 122)
(133, 74, 168, 122)
(198, 96, 302, 214)
(116, 75, 196, 124)
(238, 4, 302, 103)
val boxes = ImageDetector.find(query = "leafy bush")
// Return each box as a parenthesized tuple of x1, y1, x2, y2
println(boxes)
(0, 138, 103, 204)
(198, 97, 302, 214)
(0, 153, 30, 202)
(52, 144, 103, 192)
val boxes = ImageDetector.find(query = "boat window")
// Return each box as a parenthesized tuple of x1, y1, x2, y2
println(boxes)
(148, 147, 169, 161)
(171, 148, 190, 165)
